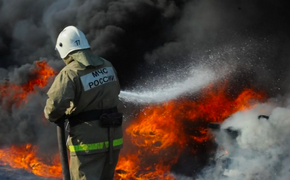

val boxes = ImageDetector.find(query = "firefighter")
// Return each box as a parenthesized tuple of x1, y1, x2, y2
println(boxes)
(44, 26, 123, 180)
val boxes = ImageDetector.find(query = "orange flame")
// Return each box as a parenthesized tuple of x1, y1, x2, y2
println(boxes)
(0, 61, 56, 107)
(0, 62, 267, 180)
(0, 61, 61, 178)
(115, 82, 266, 179)
(0, 144, 62, 179)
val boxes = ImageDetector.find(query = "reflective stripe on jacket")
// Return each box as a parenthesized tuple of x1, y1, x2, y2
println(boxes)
(67, 119, 123, 155)
(68, 138, 123, 153)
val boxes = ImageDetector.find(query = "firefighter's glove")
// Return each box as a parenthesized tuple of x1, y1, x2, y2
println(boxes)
(54, 115, 66, 127)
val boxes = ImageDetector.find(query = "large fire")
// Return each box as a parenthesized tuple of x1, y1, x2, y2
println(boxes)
(0, 62, 266, 179)
(0, 61, 62, 178)
(114, 83, 265, 179)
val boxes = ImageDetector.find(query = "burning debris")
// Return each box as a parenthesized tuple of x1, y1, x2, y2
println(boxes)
(0, 143, 61, 179)
(1, 0, 290, 179)
(114, 81, 266, 179)
(0, 61, 62, 179)
(0, 59, 268, 179)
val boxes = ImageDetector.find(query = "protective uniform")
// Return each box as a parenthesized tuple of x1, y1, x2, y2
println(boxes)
(44, 26, 123, 180)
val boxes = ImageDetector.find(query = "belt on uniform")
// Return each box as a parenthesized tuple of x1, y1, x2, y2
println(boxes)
(68, 106, 122, 164)
(68, 107, 118, 127)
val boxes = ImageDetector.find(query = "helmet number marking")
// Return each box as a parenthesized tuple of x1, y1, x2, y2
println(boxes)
(75, 40, 81, 46)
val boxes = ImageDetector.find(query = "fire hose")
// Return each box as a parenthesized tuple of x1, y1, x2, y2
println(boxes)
(56, 117, 71, 180)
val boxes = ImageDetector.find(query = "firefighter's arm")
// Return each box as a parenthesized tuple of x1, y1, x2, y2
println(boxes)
(44, 70, 75, 122)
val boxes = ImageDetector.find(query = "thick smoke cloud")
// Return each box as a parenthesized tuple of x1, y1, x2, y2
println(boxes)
(145, 0, 290, 96)
(0, 0, 188, 164)
(1, 0, 289, 90)
(0, 62, 58, 156)
(0, 0, 290, 179)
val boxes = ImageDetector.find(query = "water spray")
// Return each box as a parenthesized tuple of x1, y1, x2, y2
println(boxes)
(119, 65, 228, 104)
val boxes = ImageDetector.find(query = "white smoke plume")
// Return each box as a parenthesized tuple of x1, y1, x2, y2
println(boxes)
(197, 99, 290, 180)
(0, 0, 290, 179)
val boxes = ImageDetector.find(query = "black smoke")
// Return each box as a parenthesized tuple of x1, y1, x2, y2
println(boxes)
(0, 0, 289, 91)
(0, 0, 290, 178)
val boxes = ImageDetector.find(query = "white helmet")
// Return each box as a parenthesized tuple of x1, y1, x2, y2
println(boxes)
(55, 26, 90, 58)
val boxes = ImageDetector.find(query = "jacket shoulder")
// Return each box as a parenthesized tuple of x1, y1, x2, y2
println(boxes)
(58, 61, 79, 78)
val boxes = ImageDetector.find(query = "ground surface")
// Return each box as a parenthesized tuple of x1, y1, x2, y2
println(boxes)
(0, 165, 60, 180)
